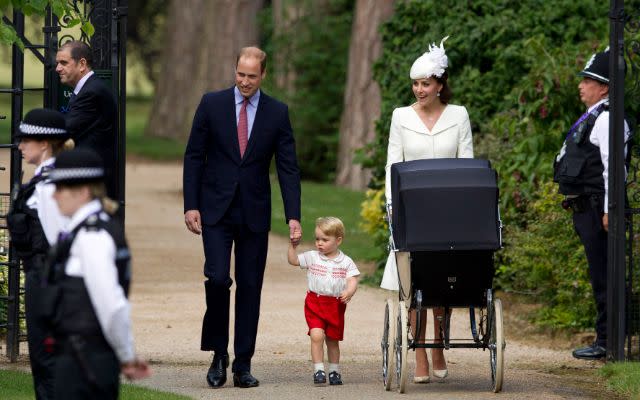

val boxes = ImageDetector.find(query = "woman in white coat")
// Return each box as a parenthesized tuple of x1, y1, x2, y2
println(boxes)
(381, 37, 473, 383)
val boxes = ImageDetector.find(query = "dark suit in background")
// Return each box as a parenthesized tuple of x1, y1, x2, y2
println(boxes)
(66, 74, 118, 199)
(184, 86, 301, 376)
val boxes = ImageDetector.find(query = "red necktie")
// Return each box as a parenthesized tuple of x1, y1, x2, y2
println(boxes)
(237, 97, 249, 157)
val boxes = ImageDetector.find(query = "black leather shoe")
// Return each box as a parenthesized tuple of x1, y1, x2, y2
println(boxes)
(206, 354, 229, 388)
(572, 344, 606, 360)
(328, 371, 342, 385)
(233, 371, 260, 388)
(313, 370, 326, 385)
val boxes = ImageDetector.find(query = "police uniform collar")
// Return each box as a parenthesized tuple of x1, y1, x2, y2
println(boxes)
(34, 157, 55, 177)
(588, 98, 608, 113)
(66, 199, 102, 232)
(318, 250, 345, 263)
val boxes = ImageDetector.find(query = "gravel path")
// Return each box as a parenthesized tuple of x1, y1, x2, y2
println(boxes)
(1, 159, 615, 399)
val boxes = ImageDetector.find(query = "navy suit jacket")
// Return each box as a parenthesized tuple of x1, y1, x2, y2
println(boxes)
(183, 87, 301, 232)
(65, 74, 118, 198)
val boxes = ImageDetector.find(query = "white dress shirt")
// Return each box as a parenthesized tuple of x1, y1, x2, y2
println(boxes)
(234, 86, 260, 139)
(26, 157, 68, 245)
(585, 99, 631, 212)
(385, 103, 474, 202)
(73, 70, 94, 95)
(298, 250, 360, 297)
(63, 199, 134, 363)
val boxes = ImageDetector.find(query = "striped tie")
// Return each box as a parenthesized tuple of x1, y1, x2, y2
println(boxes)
(237, 97, 249, 157)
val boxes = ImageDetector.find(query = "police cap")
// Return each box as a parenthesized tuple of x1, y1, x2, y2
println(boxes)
(48, 148, 105, 185)
(578, 49, 609, 84)
(16, 108, 68, 139)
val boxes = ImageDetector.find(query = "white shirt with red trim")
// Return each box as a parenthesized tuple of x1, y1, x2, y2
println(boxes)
(298, 250, 360, 297)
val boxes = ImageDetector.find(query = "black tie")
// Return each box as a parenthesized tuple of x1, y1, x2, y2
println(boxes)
(68, 92, 77, 108)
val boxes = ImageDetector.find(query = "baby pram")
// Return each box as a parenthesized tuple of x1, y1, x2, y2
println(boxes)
(381, 158, 505, 393)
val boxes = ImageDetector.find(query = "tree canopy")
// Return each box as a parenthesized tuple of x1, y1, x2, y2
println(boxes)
(1, 0, 92, 48)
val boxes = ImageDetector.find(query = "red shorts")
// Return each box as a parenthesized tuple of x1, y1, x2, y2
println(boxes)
(304, 291, 347, 341)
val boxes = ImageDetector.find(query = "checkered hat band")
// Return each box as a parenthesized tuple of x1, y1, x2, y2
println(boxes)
(582, 71, 609, 83)
(19, 122, 67, 135)
(49, 167, 104, 181)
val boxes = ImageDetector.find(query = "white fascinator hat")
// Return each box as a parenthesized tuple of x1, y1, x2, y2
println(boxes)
(410, 36, 450, 80)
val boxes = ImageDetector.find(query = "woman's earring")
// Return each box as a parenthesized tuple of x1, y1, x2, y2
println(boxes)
(437, 91, 441, 97)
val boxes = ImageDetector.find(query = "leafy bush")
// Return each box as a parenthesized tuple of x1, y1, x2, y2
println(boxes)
(363, 0, 610, 184)
(362, 0, 640, 329)
(497, 182, 595, 329)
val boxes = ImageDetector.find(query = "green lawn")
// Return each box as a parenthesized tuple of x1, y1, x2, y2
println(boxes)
(599, 361, 640, 399)
(125, 96, 184, 160)
(0, 369, 193, 399)
(270, 179, 378, 262)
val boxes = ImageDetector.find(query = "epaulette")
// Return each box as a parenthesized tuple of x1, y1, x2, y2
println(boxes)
(83, 214, 102, 232)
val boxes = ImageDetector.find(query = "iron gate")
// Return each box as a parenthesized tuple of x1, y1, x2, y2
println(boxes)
(0, 0, 127, 362)
(610, 0, 640, 361)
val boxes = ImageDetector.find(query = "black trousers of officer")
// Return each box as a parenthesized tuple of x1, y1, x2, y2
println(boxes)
(200, 193, 269, 374)
(572, 195, 608, 347)
(24, 266, 55, 400)
(54, 341, 119, 400)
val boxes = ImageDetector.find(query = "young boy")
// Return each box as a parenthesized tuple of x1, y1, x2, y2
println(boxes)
(288, 216, 360, 386)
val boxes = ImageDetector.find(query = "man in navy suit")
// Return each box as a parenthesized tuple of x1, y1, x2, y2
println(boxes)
(183, 47, 302, 389)
(55, 40, 118, 200)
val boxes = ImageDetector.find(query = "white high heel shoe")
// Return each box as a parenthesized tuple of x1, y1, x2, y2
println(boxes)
(413, 375, 430, 383)
(433, 369, 448, 379)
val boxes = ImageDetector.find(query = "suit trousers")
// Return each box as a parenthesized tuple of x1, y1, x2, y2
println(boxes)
(200, 202, 269, 373)
(25, 268, 55, 400)
(572, 197, 607, 347)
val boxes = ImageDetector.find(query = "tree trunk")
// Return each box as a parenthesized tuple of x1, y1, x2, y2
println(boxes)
(335, 0, 394, 189)
(271, 0, 303, 93)
(145, 0, 265, 140)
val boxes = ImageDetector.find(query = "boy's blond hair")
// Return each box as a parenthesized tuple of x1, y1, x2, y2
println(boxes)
(316, 216, 345, 239)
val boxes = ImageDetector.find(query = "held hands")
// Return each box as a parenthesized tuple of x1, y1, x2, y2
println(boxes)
(289, 219, 302, 245)
(121, 357, 152, 380)
(184, 210, 202, 235)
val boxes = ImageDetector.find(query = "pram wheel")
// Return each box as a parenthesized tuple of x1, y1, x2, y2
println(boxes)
(489, 298, 504, 392)
(382, 298, 396, 390)
(395, 301, 408, 393)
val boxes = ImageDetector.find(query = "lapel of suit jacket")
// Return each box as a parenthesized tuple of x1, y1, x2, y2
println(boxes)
(430, 105, 457, 135)
(403, 104, 456, 136)
(241, 90, 269, 163)
(76, 74, 96, 97)
(68, 74, 95, 110)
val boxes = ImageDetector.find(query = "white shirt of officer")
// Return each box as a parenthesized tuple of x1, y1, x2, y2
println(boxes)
(26, 157, 68, 245)
(62, 199, 135, 363)
(577, 98, 631, 212)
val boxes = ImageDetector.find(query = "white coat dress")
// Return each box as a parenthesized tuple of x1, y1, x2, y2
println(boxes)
(380, 103, 474, 290)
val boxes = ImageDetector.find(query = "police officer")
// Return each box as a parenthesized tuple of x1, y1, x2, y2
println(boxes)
(7, 108, 71, 399)
(554, 48, 631, 360)
(45, 148, 150, 399)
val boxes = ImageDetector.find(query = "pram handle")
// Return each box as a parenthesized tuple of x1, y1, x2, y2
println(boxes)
(386, 203, 398, 252)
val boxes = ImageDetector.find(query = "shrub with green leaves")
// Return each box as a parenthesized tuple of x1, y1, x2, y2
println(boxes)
(362, 0, 640, 329)
(497, 182, 595, 329)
